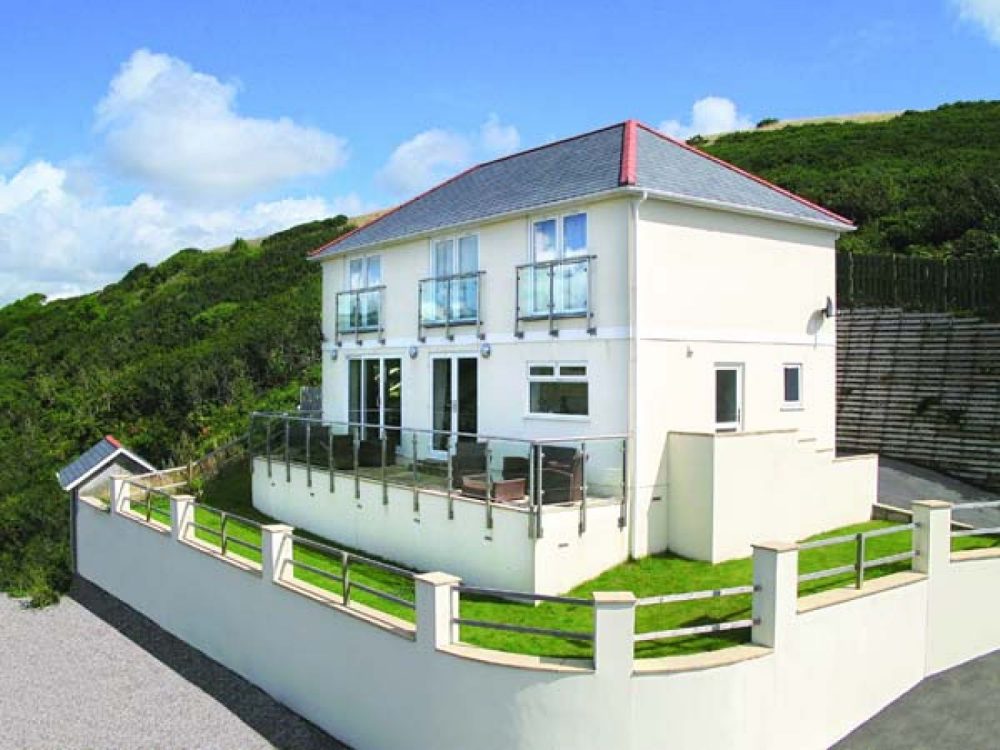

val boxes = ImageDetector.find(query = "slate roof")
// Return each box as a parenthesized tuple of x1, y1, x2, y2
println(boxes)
(56, 435, 155, 491)
(311, 121, 852, 259)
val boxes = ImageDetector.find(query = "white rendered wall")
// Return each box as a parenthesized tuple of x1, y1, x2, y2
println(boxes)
(77, 494, 1000, 750)
(252, 458, 628, 594)
(665, 431, 877, 561)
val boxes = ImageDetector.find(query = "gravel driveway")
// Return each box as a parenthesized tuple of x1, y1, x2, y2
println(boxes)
(0, 578, 348, 750)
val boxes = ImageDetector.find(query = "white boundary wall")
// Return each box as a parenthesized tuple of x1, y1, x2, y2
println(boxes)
(77, 490, 1000, 750)
(252, 457, 629, 594)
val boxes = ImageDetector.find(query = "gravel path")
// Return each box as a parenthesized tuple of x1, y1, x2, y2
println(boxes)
(0, 578, 348, 750)
(878, 456, 1000, 528)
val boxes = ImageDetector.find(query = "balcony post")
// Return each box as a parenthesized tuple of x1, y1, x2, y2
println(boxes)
(476, 271, 484, 340)
(548, 263, 557, 337)
(353, 426, 360, 502)
(378, 287, 385, 345)
(579, 441, 588, 535)
(536, 445, 545, 538)
(334, 291, 342, 347)
(514, 265, 524, 339)
(328, 424, 335, 493)
(619, 438, 628, 529)
(417, 281, 425, 343)
(411, 431, 420, 513)
(446, 433, 455, 520)
(265, 418, 273, 478)
(527, 443, 536, 538)
(485, 441, 493, 530)
(586, 256, 596, 335)
(305, 420, 312, 488)
(355, 290, 362, 347)
(284, 415, 290, 483)
(445, 277, 453, 341)
(381, 431, 388, 505)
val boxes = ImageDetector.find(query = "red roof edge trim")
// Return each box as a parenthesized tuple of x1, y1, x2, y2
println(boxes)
(308, 121, 632, 258)
(105, 435, 122, 448)
(634, 123, 855, 228)
(619, 120, 638, 186)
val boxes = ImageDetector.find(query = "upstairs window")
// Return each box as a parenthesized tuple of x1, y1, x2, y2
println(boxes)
(783, 364, 803, 408)
(349, 255, 381, 289)
(528, 362, 589, 417)
(532, 212, 588, 262)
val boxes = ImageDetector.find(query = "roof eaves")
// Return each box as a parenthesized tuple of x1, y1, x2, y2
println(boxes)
(634, 122, 855, 229)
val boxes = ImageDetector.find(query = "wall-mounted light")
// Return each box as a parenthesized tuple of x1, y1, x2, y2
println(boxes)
(408, 345, 419, 360)
(823, 296, 835, 319)
(330, 347, 338, 361)
(480, 342, 492, 359)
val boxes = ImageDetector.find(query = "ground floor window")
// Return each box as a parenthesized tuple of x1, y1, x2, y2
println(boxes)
(528, 362, 588, 416)
(783, 363, 803, 408)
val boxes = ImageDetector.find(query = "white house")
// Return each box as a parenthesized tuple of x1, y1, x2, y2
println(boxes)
(251, 120, 878, 593)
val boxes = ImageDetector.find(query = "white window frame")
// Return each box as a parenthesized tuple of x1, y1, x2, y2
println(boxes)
(526, 361, 590, 420)
(429, 232, 479, 277)
(714, 363, 744, 433)
(346, 254, 382, 289)
(530, 211, 589, 262)
(782, 363, 804, 410)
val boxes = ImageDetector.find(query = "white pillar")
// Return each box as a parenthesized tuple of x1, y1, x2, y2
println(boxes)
(414, 572, 461, 651)
(261, 524, 295, 582)
(108, 476, 125, 515)
(752, 541, 798, 649)
(592, 591, 636, 677)
(912, 500, 952, 576)
(169, 495, 195, 542)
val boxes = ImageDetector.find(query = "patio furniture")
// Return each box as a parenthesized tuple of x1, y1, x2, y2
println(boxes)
(330, 434, 383, 469)
(502, 447, 583, 505)
(460, 474, 527, 502)
(452, 440, 487, 489)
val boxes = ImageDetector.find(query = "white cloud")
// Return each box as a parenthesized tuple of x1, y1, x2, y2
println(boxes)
(377, 115, 521, 196)
(659, 96, 754, 140)
(0, 159, 359, 303)
(95, 49, 348, 201)
(953, 0, 1000, 44)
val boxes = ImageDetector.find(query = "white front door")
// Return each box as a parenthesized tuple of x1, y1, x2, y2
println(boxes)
(714, 364, 743, 432)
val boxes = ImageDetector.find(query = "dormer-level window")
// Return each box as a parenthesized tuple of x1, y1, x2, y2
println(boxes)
(522, 212, 590, 321)
(349, 255, 381, 289)
(420, 234, 482, 335)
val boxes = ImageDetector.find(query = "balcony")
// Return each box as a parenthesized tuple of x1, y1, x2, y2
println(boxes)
(515, 255, 596, 337)
(418, 271, 484, 341)
(336, 286, 385, 345)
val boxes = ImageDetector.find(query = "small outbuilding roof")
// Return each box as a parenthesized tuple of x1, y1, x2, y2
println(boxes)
(56, 435, 156, 492)
(310, 120, 852, 259)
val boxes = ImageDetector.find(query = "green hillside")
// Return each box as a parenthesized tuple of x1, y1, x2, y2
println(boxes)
(1, 100, 998, 605)
(701, 101, 1000, 259)
(0, 216, 352, 603)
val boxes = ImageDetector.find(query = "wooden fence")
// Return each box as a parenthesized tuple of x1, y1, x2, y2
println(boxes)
(837, 253, 1000, 318)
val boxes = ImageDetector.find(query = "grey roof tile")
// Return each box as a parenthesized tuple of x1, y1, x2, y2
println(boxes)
(312, 121, 849, 259)
(57, 436, 152, 491)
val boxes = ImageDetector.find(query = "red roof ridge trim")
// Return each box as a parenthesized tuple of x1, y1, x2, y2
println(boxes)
(619, 120, 638, 186)
(309, 121, 632, 257)
(105, 435, 122, 448)
(634, 122, 854, 227)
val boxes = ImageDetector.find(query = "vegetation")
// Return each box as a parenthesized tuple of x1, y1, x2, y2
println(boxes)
(3, 99, 999, 606)
(192, 460, 998, 659)
(703, 101, 1000, 259)
(0, 217, 353, 604)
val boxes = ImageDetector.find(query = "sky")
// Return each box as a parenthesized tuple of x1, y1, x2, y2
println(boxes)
(0, 0, 998, 304)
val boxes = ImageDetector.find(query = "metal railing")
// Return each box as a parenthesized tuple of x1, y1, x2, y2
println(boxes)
(798, 523, 917, 590)
(633, 585, 758, 642)
(515, 255, 596, 337)
(418, 271, 485, 342)
(285, 534, 416, 613)
(189, 504, 263, 559)
(453, 585, 595, 642)
(120, 479, 173, 526)
(335, 286, 386, 345)
(249, 411, 628, 540)
(950, 501, 1000, 542)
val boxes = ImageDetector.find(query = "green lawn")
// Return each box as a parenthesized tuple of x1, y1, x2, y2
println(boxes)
(185, 459, 1000, 660)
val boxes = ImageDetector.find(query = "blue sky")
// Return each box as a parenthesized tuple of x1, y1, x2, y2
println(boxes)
(0, 0, 998, 302)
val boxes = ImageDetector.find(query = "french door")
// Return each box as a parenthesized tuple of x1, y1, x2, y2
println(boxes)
(714, 364, 744, 432)
(348, 358, 402, 441)
(431, 356, 478, 453)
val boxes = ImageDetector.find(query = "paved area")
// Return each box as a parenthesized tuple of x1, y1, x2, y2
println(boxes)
(878, 456, 1000, 528)
(834, 649, 1000, 749)
(0, 578, 348, 750)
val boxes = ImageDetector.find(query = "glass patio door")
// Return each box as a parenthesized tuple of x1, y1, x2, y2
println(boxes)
(348, 357, 402, 442)
(714, 364, 743, 432)
(431, 356, 478, 452)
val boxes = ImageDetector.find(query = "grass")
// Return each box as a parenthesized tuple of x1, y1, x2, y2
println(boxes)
(186, 460, 1000, 660)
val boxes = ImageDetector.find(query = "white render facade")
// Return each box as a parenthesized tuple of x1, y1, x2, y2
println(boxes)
(254, 121, 877, 590)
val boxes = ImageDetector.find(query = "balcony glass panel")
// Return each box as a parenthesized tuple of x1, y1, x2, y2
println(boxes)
(337, 288, 382, 333)
(518, 257, 590, 318)
(419, 274, 480, 326)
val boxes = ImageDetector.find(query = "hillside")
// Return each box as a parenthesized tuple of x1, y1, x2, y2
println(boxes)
(1, 100, 998, 605)
(701, 101, 1000, 259)
(0, 216, 352, 603)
